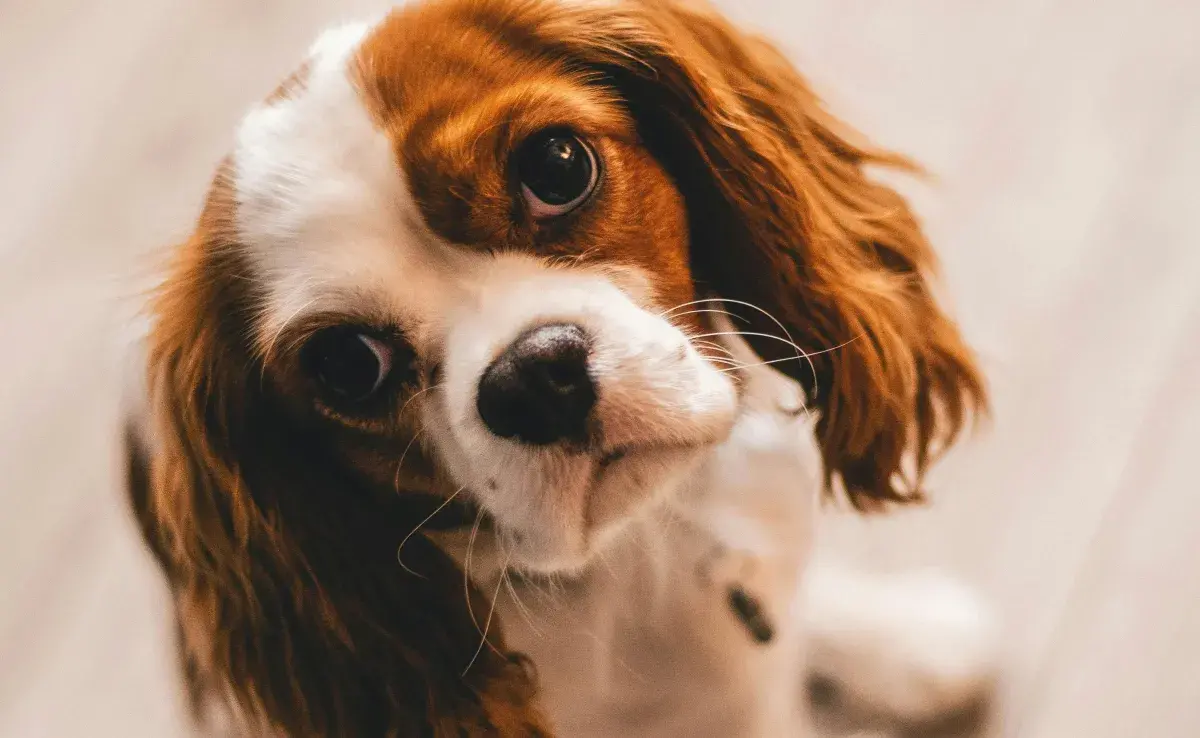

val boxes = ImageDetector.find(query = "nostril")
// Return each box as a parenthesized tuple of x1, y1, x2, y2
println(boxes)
(477, 323, 596, 445)
(540, 356, 589, 394)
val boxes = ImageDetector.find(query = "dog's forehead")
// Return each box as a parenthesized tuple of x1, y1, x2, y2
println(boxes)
(231, 17, 469, 348)
(349, 1, 577, 117)
(226, 2, 667, 355)
(227, 6, 612, 339)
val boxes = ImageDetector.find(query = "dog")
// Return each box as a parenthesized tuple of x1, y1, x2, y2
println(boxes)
(123, 0, 996, 735)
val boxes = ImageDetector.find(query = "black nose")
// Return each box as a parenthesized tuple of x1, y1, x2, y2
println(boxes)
(476, 323, 596, 445)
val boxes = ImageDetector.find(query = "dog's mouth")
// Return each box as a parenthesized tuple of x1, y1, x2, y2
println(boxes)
(397, 442, 666, 536)
(411, 434, 728, 580)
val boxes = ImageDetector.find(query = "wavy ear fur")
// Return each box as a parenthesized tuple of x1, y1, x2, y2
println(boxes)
(541, 0, 988, 507)
(130, 171, 549, 737)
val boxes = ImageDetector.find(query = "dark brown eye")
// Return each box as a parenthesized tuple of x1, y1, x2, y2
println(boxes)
(516, 130, 598, 219)
(301, 327, 393, 403)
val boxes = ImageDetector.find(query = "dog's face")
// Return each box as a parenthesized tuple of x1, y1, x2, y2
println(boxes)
(238, 16, 738, 572)
(138, 0, 987, 733)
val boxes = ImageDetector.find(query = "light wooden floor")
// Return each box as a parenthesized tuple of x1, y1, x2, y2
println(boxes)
(1, 1, 1198, 736)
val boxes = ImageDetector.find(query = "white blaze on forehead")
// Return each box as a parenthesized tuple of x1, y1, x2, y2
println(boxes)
(231, 19, 465, 348)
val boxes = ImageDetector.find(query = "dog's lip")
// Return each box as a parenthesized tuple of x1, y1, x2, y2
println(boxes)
(591, 400, 739, 459)
(595, 426, 729, 464)
(590, 436, 715, 482)
(592, 442, 673, 471)
(408, 443, 694, 531)
(415, 436, 723, 534)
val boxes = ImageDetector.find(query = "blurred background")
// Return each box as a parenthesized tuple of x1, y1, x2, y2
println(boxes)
(1, 0, 1198, 736)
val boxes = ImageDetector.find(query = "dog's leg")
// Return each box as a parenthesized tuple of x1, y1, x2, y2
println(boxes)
(801, 559, 999, 725)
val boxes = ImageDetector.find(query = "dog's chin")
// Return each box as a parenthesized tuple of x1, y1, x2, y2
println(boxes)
(454, 441, 716, 578)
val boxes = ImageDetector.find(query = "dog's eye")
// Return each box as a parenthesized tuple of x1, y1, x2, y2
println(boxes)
(516, 130, 598, 219)
(302, 327, 392, 403)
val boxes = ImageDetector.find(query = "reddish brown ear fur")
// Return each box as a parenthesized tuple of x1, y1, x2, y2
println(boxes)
(536, 0, 988, 507)
(132, 171, 549, 736)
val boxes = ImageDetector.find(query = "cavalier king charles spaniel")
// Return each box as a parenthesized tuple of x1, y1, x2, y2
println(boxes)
(124, 0, 997, 735)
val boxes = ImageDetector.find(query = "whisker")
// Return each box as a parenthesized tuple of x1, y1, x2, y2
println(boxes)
(666, 308, 750, 325)
(390, 384, 443, 493)
(689, 339, 739, 359)
(692, 330, 805, 350)
(659, 297, 739, 318)
(665, 297, 817, 395)
(393, 427, 427, 492)
(701, 357, 743, 368)
(705, 361, 748, 373)
(696, 353, 742, 367)
(714, 335, 862, 373)
(691, 329, 819, 382)
(463, 548, 511, 676)
(521, 570, 559, 611)
(398, 382, 443, 419)
(690, 338, 732, 350)
(393, 428, 425, 492)
(502, 569, 544, 638)
(463, 510, 486, 637)
(544, 571, 565, 605)
(395, 484, 464, 578)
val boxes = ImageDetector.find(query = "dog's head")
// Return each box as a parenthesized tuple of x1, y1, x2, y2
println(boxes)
(138, 0, 986, 733)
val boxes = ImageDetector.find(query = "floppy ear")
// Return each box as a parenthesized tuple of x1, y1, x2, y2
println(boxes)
(134, 171, 550, 736)
(546, 0, 987, 507)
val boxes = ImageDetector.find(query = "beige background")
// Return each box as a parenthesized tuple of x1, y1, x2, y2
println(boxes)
(1, 0, 1198, 736)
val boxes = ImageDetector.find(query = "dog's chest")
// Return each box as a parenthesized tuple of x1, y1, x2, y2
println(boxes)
(501, 370, 824, 737)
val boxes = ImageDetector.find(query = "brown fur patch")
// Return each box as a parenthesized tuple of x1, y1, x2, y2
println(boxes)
(353, 2, 697, 319)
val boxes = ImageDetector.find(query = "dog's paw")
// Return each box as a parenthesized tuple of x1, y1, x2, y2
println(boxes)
(802, 562, 999, 725)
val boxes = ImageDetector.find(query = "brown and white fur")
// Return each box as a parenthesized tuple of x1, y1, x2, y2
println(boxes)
(124, 1, 996, 735)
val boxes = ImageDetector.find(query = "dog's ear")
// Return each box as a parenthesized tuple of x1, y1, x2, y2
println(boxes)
(137, 168, 550, 736)
(544, 0, 987, 508)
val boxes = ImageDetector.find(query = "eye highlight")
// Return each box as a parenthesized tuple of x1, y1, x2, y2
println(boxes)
(515, 129, 599, 219)
(301, 327, 397, 405)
